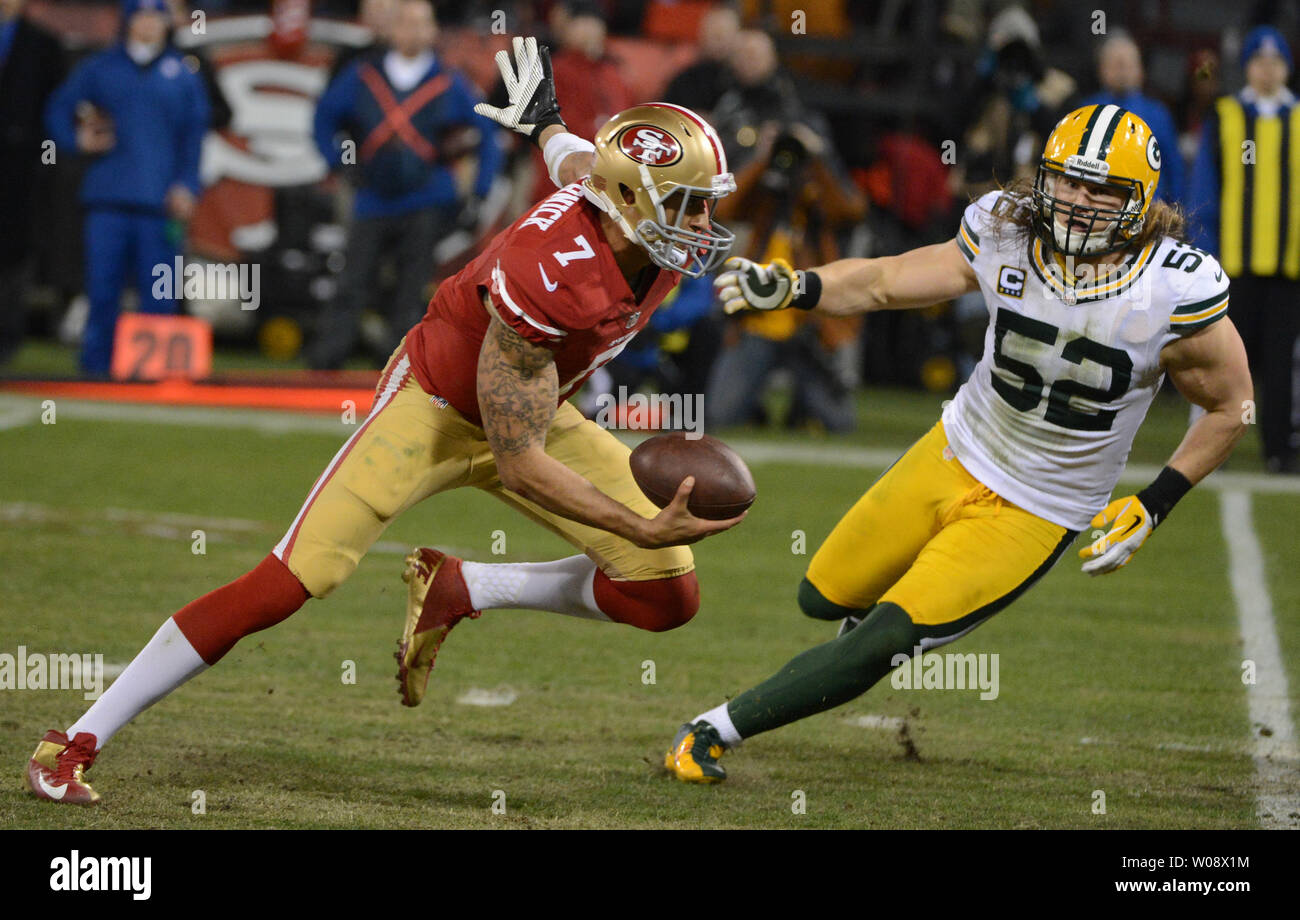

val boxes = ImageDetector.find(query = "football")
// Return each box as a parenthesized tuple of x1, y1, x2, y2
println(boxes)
(629, 432, 756, 520)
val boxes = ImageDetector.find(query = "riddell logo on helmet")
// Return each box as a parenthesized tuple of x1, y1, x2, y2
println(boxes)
(617, 125, 683, 166)
(1063, 154, 1110, 179)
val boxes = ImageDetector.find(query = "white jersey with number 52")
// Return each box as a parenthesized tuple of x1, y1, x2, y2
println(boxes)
(941, 190, 1229, 531)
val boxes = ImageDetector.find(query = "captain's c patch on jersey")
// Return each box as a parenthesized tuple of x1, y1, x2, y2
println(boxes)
(944, 187, 1231, 531)
(997, 266, 1026, 298)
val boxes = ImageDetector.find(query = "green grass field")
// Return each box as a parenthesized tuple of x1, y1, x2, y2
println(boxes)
(1, 360, 1297, 829)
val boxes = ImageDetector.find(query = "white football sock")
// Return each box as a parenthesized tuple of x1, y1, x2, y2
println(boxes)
(66, 617, 208, 749)
(461, 554, 609, 622)
(693, 702, 743, 748)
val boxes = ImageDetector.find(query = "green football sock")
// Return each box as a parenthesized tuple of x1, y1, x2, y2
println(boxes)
(727, 599, 921, 740)
(796, 577, 851, 621)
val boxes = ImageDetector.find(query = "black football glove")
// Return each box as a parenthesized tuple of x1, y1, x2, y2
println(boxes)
(473, 36, 565, 145)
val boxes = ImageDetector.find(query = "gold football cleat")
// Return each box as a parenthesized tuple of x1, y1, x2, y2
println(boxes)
(395, 548, 480, 707)
(664, 721, 728, 783)
(27, 730, 102, 805)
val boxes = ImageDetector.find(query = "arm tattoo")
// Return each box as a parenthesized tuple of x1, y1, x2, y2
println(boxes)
(477, 311, 559, 458)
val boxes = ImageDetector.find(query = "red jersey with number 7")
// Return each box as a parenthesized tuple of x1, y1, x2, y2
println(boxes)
(405, 182, 679, 426)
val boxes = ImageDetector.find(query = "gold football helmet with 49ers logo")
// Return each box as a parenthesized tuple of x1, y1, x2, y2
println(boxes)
(583, 103, 737, 277)
(1033, 103, 1162, 257)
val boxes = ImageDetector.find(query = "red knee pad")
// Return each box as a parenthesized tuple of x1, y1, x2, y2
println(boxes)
(593, 570, 700, 632)
(173, 553, 310, 664)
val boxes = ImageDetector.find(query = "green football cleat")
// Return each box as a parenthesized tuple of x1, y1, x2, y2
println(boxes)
(664, 720, 728, 783)
(837, 614, 863, 637)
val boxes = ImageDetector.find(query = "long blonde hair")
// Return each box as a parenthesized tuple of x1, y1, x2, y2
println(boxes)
(983, 178, 1189, 253)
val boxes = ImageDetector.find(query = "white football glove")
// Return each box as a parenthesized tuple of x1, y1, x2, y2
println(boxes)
(1078, 495, 1154, 575)
(473, 36, 564, 142)
(714, 257, 799, 315)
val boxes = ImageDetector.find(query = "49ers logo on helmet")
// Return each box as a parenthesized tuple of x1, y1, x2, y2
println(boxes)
(616, 125, 683, 167)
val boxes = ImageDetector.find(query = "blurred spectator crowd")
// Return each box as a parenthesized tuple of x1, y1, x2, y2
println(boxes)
(1, 0, 1298, 467)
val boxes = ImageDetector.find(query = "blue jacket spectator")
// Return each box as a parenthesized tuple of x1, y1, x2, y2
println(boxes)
(44, 2, 208, 214)
(313, 50, 503, 219)
(43, 0, 211, 376)
(306, 0, 503, 370)
(1081, 33, 1184, 205)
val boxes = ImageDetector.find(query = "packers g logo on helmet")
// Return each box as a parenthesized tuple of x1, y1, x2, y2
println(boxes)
(1032, 104, 1161, 257)
(1146, 134, 1161, 171)
(584, 103, 736, 278)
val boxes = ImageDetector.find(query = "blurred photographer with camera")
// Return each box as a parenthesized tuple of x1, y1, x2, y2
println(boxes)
(707, 118, 867, 433)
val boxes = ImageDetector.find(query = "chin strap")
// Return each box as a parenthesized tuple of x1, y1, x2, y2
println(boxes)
(582, 181, 638, 241)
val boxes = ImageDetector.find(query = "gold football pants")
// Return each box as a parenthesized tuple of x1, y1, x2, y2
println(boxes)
(806, 421, 1076, 641)
(273, 341, 694, 597)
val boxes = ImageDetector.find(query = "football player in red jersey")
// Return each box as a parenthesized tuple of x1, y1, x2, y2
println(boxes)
(26, 37, 742, 804)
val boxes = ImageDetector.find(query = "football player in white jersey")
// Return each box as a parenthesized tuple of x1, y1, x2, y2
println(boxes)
(665, 104, 1253, 782)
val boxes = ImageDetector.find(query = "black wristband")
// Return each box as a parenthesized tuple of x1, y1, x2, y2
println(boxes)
(790, 270, 822, 310)
(1136, 466, 1193, 528)
(528, 115, 569, 146)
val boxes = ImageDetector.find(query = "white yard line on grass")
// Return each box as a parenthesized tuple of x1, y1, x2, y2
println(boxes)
(0, 393, 348, 435)
(3, 393, 1299, 494)
(0, 501, 471, 560)
(722, 440, 1300, 495)
(0, 403, 39, 430)
(1219, 490, 1300, 828)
